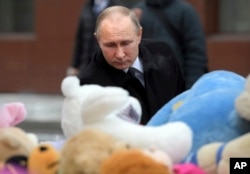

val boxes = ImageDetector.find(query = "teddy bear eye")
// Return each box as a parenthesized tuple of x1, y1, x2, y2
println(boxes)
(39, 146, 48, 152)
(108, 148, 113, 154)
(126, 144, 131, 149)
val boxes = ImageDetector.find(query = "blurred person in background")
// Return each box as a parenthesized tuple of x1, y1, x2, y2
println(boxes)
(66, 0, 121, 76)
(133, 0, 208, 89)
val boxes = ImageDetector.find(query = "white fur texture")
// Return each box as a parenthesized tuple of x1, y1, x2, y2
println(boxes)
(83, 117, 192, 163)
(61, 76, 142, 138)
(61, 76, 192, 163)
(27, 133, 39, 146)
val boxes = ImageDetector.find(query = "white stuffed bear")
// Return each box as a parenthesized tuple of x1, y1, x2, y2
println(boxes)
(61, 76, 193, 163)
(61, 76, 142, 138)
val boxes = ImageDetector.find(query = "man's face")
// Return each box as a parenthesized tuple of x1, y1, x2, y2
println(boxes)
(96, 15, 142, 70)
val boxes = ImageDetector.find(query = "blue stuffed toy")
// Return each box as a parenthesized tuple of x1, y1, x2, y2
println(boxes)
(147, 70, 250, 155)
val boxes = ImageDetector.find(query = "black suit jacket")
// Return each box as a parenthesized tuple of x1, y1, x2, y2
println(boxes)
(78, 39, 186, 124)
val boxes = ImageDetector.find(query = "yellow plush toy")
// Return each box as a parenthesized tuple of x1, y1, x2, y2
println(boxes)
(28, 144, 60, 174)
(0, 127, 38, 163)
(59, 128, 131, 174)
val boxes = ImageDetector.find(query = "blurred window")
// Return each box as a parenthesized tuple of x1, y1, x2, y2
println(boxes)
(0, 0, 34, 33)
(219, 0, 250, 33)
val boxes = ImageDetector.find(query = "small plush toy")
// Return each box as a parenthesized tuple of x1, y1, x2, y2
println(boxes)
(28, 144, 60, 174)
(59, 128, 131, 174)
(0, 144, 60, 174)
(0, 102, 27, 128)
(100, 149, 172, 174)
(0, 127, 38, 162)
(101, 148, 206, 174)
(61, 76, 193, 164)
(189, 132, 250, 174)
(148, 70, 250, 155)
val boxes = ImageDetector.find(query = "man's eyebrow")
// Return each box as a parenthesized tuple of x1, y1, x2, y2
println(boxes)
(122, 40, 133, 43)
(103, 39, 133, 45)
(103, 42, 116, 46)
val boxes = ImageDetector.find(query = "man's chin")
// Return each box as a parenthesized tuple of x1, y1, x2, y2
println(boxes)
(113, 64, 129, 70)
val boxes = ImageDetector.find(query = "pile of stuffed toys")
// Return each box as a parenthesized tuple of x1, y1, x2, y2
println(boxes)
(1, 70, 250, 174)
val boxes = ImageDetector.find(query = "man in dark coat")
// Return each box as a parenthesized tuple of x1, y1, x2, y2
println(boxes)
(133, 0, 208, 89)
(78, 6, 186, 124)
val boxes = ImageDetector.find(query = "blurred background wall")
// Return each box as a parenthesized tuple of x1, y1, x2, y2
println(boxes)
(0, 0, 84, 93)
(0, 0, 249, 94)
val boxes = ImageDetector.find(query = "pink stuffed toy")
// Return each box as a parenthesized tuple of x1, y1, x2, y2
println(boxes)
(0, 102, 27, 128)
(174, 164, 206, 174)
(0, 160, 28, 174)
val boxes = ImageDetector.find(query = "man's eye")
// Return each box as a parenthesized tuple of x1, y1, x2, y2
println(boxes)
(122, 41, 132, 46)
(105, 44, 115, 47)
(121, 42, 130, 46)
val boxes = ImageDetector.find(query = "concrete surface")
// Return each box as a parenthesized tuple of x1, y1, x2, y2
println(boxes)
(0, 93, 65, 141)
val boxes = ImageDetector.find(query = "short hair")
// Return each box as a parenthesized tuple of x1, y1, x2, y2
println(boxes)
(95, 6, 141, 37)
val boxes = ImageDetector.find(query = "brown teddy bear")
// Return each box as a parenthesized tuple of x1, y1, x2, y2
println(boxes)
(0, 127, 38, 163)
(59, 128, 131, 174)
(100, 148, 206, 174)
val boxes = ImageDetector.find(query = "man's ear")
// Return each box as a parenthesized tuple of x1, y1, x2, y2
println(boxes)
(94, 32, 99, 42)
(140, 27, 143, 36)
(138, 27, 143, 43)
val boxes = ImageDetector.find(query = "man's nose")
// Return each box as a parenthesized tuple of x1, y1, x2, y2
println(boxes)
(115, 46, 125, 58)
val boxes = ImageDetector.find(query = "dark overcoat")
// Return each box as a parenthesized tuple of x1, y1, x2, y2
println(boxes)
(78, 39, 186, 124)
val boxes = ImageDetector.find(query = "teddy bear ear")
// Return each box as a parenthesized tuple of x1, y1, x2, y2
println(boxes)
(26, 133, 39, 146)
(0, 102, 27, 128)
(61, 76, 80, 97)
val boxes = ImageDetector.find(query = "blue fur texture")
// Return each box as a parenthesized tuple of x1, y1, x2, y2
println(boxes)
(147, 70, 250, 154)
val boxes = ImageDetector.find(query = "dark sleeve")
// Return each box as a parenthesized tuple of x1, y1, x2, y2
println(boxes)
(163, 41, 186, 94)
(148, 40, 186, 95)
(172, 47, 186, 95)
(181, 4, 208, 88)
(71, 15, 84, 69)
